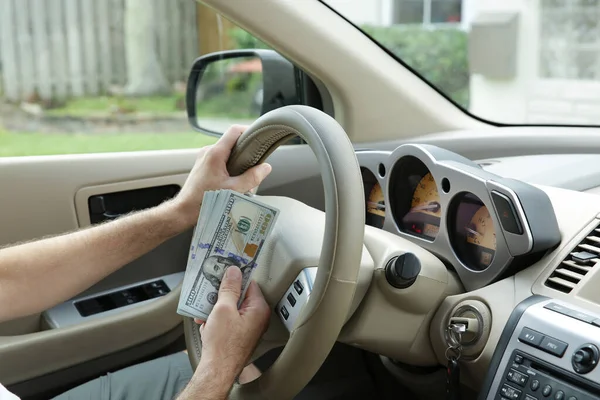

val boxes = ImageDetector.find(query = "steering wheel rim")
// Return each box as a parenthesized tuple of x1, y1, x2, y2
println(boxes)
(183, 105, 365, 399)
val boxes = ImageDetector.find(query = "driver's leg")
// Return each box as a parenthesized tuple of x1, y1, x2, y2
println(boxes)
(53, 352, 193, 400)
(53, 352, 261, 400)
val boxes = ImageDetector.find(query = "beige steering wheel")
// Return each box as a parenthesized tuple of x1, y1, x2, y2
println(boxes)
(183, 105, 365, 399)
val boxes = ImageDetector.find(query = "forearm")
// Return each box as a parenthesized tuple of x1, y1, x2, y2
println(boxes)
(0, 199, 193, 322)
(177, 358, 237, 400)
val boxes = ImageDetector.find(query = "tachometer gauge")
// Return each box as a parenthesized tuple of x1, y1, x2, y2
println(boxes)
(450, 193, 496, 271)
(366, 182, 385, 228)
(403, 172, 441, 239)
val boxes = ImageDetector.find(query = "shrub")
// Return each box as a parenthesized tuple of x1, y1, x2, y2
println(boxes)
(229, 25, 469, 108)
(361, 25, 469, 108)
(228, 28, 270, 51)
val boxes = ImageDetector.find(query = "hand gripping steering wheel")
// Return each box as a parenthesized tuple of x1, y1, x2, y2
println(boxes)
(183, 105, 365, 399)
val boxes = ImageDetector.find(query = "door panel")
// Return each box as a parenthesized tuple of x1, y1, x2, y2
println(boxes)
(0, 145, 322, 391)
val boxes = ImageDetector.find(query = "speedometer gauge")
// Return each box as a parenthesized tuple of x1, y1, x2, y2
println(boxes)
(450, 192, 496, 271)
(389, 156, 442, 241)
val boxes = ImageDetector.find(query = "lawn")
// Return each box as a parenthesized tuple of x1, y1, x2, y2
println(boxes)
(0, 131, 218, 157)
(45, 91, 258, 120)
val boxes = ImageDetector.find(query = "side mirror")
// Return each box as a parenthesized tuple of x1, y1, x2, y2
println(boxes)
(185, 49, 323, 136)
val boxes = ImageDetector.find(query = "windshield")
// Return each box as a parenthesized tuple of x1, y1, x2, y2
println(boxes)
(324, 0, 600, 126)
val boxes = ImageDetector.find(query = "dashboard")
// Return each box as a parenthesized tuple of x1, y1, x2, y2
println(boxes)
(358, 144, 562, 291)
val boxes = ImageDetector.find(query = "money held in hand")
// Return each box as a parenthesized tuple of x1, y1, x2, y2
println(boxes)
(177, 190, 279, 320)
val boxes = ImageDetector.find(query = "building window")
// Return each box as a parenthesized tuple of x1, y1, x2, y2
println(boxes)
(540, 0, 600, 80)
(392, 0, 462, 26)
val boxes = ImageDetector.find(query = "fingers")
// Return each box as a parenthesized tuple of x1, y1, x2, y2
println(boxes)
(214, 125, 247, 152)
(230, 163, 272, 193)
(216, 266, 243, 306)
(240, 281, 269, 314)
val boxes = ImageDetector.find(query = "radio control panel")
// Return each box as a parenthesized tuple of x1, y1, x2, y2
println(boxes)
(479, 297, 600, 400)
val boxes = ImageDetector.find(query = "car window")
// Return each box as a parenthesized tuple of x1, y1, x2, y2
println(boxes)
(324, 0, 600, 126)
(0, 1, 270, 157)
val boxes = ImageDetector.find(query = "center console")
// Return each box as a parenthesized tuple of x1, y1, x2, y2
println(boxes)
(479, 296, 600, 400)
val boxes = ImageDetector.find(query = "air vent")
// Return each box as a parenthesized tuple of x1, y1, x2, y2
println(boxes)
(545, 224, 600, 294)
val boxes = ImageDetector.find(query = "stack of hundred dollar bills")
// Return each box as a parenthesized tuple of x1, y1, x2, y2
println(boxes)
(177, 190, 279, 320)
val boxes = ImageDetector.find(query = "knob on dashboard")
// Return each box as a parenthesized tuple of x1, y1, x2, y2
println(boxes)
(572, 344, 599, 374)
(384, 253, 421, 289)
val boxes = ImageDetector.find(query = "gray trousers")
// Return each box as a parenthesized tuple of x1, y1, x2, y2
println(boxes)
(53, 353, 193, 400)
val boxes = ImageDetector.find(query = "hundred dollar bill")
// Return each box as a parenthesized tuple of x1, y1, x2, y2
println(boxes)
(177, 190, 279, 320)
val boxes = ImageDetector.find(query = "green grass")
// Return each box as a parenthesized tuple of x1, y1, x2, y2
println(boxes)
(0, 131, 218, 157)
(46, 95, 183, 117)
(45, 90, 258, 120)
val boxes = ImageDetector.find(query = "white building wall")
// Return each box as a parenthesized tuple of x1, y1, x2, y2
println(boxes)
(467, 0, 539, 124)
(468, 0, 600, 125)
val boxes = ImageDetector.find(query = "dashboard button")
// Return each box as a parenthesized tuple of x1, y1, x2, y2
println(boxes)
(500, 383, 522, 400)
(526, 396, 539, 400)
(542, 384, 552, 397)
(567, 397, 577, 400)
(507, 369, 528, 386)
(519, 327, 544, 347)
(544, 302, 573, 316)
(554, 390, 565, 400)
(491, 191, 523, 235)
(567, 310, 595, 324)
(530, 379, 540, 391)
(539, 336, 568, 357)
(514, 354, 524, 364)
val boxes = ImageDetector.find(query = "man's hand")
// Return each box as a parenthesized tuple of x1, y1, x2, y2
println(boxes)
(175, 125, 272, 228)
(199, 266, 271, 379)
(178, 267, 270, 399)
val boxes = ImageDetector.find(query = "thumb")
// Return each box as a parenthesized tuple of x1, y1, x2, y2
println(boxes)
(231, 163, 272, 193)
(217, 266, 243, 306)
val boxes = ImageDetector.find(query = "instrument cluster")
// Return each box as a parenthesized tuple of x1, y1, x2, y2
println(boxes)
(359, 144, 561, 291)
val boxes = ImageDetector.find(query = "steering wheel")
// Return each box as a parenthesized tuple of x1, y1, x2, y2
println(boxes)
(183, 105, 365, 399)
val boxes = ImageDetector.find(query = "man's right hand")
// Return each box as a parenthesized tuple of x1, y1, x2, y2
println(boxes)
(197, 266, 271, 383)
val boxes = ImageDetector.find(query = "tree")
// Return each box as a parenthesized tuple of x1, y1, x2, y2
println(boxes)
(123, 0, 170, 96)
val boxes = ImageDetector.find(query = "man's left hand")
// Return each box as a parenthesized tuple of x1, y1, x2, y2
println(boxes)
(175, 125, 272, 227)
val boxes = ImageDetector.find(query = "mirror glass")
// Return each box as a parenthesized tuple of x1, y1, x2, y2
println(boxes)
(195, 56, 263, 133)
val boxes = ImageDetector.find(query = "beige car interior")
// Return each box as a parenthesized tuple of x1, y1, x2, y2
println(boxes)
(4, 0, 600, 399)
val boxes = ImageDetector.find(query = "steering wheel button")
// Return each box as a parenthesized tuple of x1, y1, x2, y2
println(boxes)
(293, 280, 304, 295)
(287, 293, 296, 307)
(280, 306, 289, 320)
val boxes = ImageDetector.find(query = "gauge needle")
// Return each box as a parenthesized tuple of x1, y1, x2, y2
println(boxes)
(465, 227, 481, 236)
(411, 202, 441, 213)
(367, 201, 385, 210)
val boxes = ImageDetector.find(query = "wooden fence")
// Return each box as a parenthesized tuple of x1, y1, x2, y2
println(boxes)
(0, 0, 200, 102)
